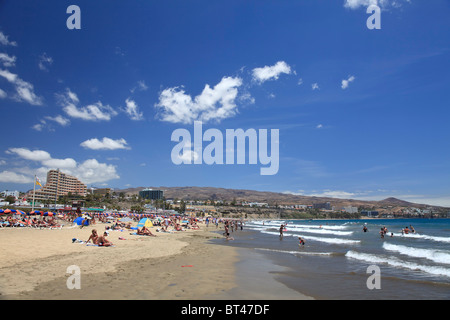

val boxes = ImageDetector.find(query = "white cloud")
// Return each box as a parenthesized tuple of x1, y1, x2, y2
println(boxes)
(124, 98, 144, 121)
(0, 69, 43, 105)
(32, 115, 70, 132)
(0, 88, 6, 99)
(312, 83, 320, 90)
(178, 150, 199, 163)
(0, 68, 16, 82)
(156, 76, 243, 124)
(42, 158, 77, 169)
(341, 75, 356, 89)
(0, 53, 16, 67)
(284, 189, 357, 199)
(57, 88, 118, 121)
(0, 31, 17, 47)
(0, 171, 33, 184)
(297, 78, 303, 86)
(80, 137, 130, 150)
(31, 122, 45, 131)
(344, 0, 379, 9)
(45, 115, 70, 126)
(75, 159, 120, 184)
(64, 102, 117, 121)
(38, 53, 53, 71)
(6, 147, 120, 184)
(7, 148, 51, 161)
(252, 61, 292, 84)
(130, 80, 148, 93)
(316, 124, 323, 129)
(344, 0, 410, 10)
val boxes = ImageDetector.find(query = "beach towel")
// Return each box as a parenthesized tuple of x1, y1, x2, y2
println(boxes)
(86, 244, 115, 247)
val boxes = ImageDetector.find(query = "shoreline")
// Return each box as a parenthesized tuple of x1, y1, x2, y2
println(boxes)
(0, 222, 312, 300)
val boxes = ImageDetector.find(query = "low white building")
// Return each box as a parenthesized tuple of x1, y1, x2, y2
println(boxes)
(1, 190, 20, 199)
(343, 206, 358, 214)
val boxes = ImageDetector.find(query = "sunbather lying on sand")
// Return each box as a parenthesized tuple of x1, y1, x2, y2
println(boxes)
(137, 226, 156, 237)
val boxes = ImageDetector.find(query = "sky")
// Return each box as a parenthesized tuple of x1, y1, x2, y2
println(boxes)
(0, 0, 449, 206)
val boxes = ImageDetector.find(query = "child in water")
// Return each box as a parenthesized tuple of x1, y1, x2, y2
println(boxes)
(298, 237, 305, 246)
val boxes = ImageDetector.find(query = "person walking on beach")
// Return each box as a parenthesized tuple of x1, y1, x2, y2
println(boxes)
(279, 224, 284, 239)
(223, 221, 233, 240)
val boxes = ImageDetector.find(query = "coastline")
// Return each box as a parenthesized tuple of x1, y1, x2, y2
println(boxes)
(0, 222, 312, 300)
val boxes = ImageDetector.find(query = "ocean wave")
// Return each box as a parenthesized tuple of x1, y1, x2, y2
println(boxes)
(255, 247, 334, 256)
(247, 221, 349, 231)
(292, 224, 349, 230)
(285, 225, 353, 236)
(248, 224, 352, 236)
(383, 243, 450, 265)
(260, 230, 360, 245)
(345, 250, 450, 278)
(389, 232, 450, 243)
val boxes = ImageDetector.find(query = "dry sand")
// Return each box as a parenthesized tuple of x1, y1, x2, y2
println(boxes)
(0, 220, 311, 300)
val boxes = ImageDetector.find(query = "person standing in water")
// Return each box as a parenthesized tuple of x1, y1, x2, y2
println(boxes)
(298, 237, 305, 246)
(279, 224, 284, 239)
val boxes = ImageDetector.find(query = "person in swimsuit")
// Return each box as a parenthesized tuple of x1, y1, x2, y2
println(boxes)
(298, 237, 305, 246)
(86, 229, 99, 244)
(97, 231, 113, 247)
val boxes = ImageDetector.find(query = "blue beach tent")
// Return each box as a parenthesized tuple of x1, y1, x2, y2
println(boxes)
(74, 217, 89, 226)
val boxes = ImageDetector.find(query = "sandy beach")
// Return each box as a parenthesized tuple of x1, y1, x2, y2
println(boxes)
(0, 220, 311, 300)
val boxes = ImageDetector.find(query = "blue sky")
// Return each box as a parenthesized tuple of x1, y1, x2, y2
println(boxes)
(0, 0, 449, 206)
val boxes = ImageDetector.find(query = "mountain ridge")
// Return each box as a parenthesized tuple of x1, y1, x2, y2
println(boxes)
(114, 186, 446, 209)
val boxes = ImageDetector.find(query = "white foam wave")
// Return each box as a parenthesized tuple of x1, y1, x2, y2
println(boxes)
(248, 221, 349, 231)
(298, 235, 360, 245)
(383, 243, 450, 265)
(255, 247, 333, 256)
(260, 230, 360, 245)
(346, 250, 450, 278)
(290, 224, 349, 230)
(397, 233, 450, 244)
(286, 225, 353, 236)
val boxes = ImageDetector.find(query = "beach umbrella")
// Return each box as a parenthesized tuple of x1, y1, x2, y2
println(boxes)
(16, 210, 26, 215)
(3, 209, 12, 214)
(42, 212, 55, 217)
(0, 209, 3, 215)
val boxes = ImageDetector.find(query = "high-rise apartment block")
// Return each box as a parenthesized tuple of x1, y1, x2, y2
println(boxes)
(28, 169, 87, 202)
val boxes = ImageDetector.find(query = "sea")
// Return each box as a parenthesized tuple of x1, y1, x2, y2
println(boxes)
(214, 218, 450, 300)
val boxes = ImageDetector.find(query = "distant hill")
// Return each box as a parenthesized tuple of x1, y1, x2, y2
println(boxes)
(115, 186, 447, 210)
